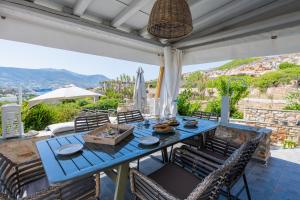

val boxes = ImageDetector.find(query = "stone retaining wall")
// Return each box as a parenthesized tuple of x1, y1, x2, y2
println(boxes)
(242, 108, 300, 145)
(216, 124, 271, 164)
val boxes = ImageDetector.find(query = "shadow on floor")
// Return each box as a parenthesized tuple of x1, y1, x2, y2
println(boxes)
(99, 148, 300, 200)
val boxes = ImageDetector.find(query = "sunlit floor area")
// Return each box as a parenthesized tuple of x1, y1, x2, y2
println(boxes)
(99, 148, 300, 200)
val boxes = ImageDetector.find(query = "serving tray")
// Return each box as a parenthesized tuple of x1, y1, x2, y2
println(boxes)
(83, 123, 134, 145)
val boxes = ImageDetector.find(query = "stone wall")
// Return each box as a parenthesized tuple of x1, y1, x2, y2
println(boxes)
(216, 124, 271, 164)
(242, 108, 300, 145)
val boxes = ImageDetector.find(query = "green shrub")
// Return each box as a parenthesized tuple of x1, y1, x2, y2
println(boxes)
(76, 99, 92, 107)
(177, 89, 200, 116)
(23, 104, 56, 131)
(284, 91, 300, 111)
(84, 98, 119, 110)
(183, 71, 208, 99)
(217, 58, 260, 70)
(254, 67, 300, 91)
(278, 62, 299, 70)
(206, 77, 249, 119)
(207, 75, 253, 89)
(51, 103, 81, 123)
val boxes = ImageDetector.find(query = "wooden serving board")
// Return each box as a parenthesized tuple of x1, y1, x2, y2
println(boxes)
(83, 123, 134, 145)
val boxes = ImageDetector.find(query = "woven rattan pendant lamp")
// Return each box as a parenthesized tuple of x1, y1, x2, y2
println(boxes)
(148, 0, 193, 39)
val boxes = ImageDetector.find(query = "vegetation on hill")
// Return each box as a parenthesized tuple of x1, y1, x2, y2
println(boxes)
(206, 62, 300, 92)
(253, 63, 300, 91)
(216, 57, 260, 70)
(181, 61, 300, 118)
(284, 90, 300, 111)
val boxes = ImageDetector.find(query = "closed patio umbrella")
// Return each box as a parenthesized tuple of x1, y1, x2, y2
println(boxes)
(29, 85, 102, 107)
(133, 67, 147, 112)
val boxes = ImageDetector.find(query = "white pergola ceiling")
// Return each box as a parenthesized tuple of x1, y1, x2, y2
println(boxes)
(0, 0, 300, 65)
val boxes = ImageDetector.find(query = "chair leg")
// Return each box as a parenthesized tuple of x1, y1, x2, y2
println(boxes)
(243, 174, 252, 200)
(226, 186, 232, 200)
(168, 145, 174, 162)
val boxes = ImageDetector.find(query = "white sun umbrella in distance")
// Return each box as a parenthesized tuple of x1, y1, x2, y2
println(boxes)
(133, 67, 147, 113)
(28, 85, 102, 107)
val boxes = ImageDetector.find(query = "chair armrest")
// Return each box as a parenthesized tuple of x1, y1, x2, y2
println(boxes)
(130, 169, 179, 200)
(16, 159, 46, 188)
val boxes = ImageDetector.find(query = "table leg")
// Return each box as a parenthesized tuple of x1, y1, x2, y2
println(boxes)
(95, 173, 100, 199)
(162, 148, 168, 163)
(114, 163, 129, 200)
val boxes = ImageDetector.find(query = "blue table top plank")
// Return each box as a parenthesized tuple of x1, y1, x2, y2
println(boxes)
(36, 118, 218, 185)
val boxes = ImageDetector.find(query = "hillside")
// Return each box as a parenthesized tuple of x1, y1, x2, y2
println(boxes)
(207, 53, 300, 78)
(0, 67, 109, 89)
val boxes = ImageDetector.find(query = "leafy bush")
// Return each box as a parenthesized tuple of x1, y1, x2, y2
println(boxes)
(104, 88, 122, 99)
(206, 77, 249, 119)
(23, 103, 56, 131)
(51, 103, 81, 124)
(84, 98, 119, 110)
(254, 67, 300, 91)
(177, 89, 200, 116)
(278, 62, 299, 70)
(284, 91, 300, 111)
(76, 99, 92, 107)
(207, 75, 253, 89)
(217, 58, 260, 70)
(183, 71, 208, 99)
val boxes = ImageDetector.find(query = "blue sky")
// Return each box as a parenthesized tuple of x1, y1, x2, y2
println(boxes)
(0, 39, 229, 80)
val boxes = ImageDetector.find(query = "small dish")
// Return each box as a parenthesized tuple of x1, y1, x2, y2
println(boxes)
(153, 126, 175, 133)
(139, 136, 159, 145)
(56, 144, 83, 156)
(184, 120, 198, 128)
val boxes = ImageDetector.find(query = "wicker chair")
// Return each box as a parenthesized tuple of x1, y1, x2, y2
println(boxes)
(0, 153, 96, 200)
(181, 112, 220, 149)
(192, 111, 220, 121)
(117, 110, 145, 169)
(74, 113, 111, 132)
(117, 110, 144, 124)
(185, 133, 265, 200)
(130, 144, 244, 200)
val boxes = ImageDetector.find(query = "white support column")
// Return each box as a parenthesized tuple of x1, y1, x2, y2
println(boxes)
(160, 47, 182, 118)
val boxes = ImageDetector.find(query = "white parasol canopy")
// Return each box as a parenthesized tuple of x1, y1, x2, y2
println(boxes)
(29, 85, 101, 107)
(133, 67, 147, 112)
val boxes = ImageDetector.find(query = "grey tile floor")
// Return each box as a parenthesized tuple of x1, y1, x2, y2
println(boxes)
(99, 148, 300, 200)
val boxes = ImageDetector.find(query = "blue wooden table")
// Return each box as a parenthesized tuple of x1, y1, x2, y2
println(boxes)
(36, 117, 218, 200)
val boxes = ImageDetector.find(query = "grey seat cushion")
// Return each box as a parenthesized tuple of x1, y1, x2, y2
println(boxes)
(149, 163, 201, 199)
(22, 177, 50, 198)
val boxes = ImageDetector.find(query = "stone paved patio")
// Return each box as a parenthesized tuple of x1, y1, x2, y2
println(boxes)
(99, 147, 300, 200)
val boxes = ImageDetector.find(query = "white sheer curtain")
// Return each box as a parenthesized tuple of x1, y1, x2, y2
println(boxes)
(160, 47, 183, 118)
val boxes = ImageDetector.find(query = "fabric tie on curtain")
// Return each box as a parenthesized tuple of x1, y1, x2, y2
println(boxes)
(160, 47, 183, 118)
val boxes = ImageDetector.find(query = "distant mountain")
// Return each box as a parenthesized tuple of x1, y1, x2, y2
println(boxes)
(0, 67, 109, 89)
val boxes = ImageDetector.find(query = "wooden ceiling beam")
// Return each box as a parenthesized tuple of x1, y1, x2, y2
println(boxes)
(112, 0, 152, 28)
(73, 0, 93, 17)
